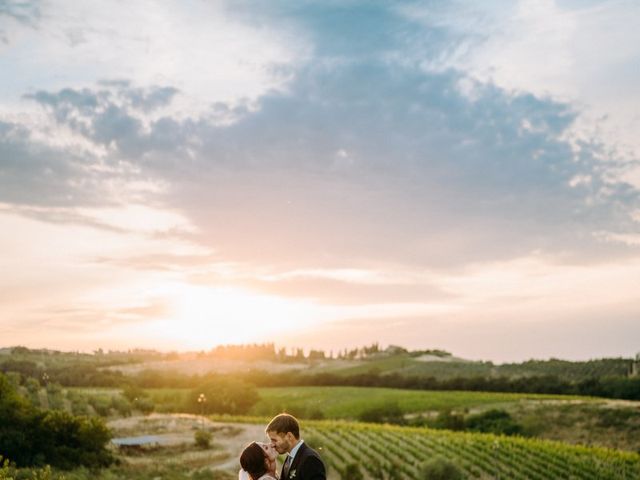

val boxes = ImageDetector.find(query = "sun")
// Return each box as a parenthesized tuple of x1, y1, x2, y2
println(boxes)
(143, 283, 316, 349)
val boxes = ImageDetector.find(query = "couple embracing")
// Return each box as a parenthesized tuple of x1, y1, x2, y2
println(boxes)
(239, 413, 326, 480)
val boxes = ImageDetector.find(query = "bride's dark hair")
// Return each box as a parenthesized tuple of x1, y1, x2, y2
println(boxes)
(240, 442, 268, 479)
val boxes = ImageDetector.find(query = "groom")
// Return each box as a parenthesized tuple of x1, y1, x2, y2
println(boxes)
(266, 413, 326, 480)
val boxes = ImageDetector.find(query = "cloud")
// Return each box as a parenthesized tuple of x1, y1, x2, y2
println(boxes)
(0, 81, 190, 211)
(177, 66, 637, 268)
(0, 0, 40, 23)
(0, 119, 108, 206)
(3, 1, 638, 272)
(0, 0, 40, 44)
(428, 0, 640, 162)
(155, 1, 638, 268)
(25, 83, 186, 158)
(182, 266, 453, 305)
(0, 0, 299, 112)
(1, 1, 639, 358)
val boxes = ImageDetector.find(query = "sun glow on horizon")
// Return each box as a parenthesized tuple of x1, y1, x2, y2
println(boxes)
(134, 283, 320, 349)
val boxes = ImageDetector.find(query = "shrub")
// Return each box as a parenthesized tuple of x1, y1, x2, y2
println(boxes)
(194, 430, 212, 449)
(465, 409, 523, 436)
(46, 384, 65, 411)
(358, 402, 406, 425)
(0, 373, 113, 470)
(121, 385, 146, 403)
(596, 407, 637, 428)
(5, 373, 21, 389)
(419, 457, 463, 480)
(66, 393, 89, 417)
(110, 396, 132, 417)
(86, 396, 111, 417)
(11, 464, 66, 480)
(0, 457, 12, 480)
(430, 410, 465, 431)
(24, 379, 41, 408)
(31, 411, 114, 469)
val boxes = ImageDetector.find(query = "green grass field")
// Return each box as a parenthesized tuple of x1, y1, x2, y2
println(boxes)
(248, 386, 594, 419)
(67, 385, 595, 418)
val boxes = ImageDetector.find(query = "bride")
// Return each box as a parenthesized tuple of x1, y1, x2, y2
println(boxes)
(239, 441, 279, 480)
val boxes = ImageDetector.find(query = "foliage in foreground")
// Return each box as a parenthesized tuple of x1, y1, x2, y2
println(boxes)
(0, 374, 113, 470)
(1, 457, 67, 480)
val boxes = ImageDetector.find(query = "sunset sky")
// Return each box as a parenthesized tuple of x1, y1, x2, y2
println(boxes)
(1, 0, 639, 361)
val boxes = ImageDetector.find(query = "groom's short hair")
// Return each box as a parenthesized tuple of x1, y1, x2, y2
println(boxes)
(266, 413, 300, 439)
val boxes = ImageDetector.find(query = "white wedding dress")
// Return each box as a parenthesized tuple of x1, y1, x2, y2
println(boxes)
(239, 470, 277, 480)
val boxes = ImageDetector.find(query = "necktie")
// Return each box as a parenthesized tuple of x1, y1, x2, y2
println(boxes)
(283, 455, 292, 478)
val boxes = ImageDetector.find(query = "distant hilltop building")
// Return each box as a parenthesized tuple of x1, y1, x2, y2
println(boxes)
(630, 353, 640, 377)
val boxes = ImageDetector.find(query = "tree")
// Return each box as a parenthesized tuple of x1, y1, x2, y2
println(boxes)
(308, 350, 325, 361)
(0, 372, 113, 470)
(0, 373, 36, 466)
(465, 409, 523, 436)
(31, 411, 113, 469)
(358, 402, 406, 425)
(431, 410, 465, 431)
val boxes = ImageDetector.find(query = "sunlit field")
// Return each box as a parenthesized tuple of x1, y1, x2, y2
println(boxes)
(248, 386, 593, 418)
(69, 385, 595, 420)
(2, 345, 640, 479)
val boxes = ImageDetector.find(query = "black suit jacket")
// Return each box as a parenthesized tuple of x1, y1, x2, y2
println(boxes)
(280, 442, 326, 480)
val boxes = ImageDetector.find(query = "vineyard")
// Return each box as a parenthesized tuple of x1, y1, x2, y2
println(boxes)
(302, 420, 640, 480)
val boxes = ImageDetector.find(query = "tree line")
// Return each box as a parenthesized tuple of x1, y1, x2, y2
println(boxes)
(239, 370, 640, 400)
(3, 358, 640, 400)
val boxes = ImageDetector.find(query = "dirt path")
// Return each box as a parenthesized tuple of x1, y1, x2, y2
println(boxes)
(108, 414, 278, 474)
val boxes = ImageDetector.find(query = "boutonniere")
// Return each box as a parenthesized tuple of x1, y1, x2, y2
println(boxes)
(290, 469, 297, 479)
